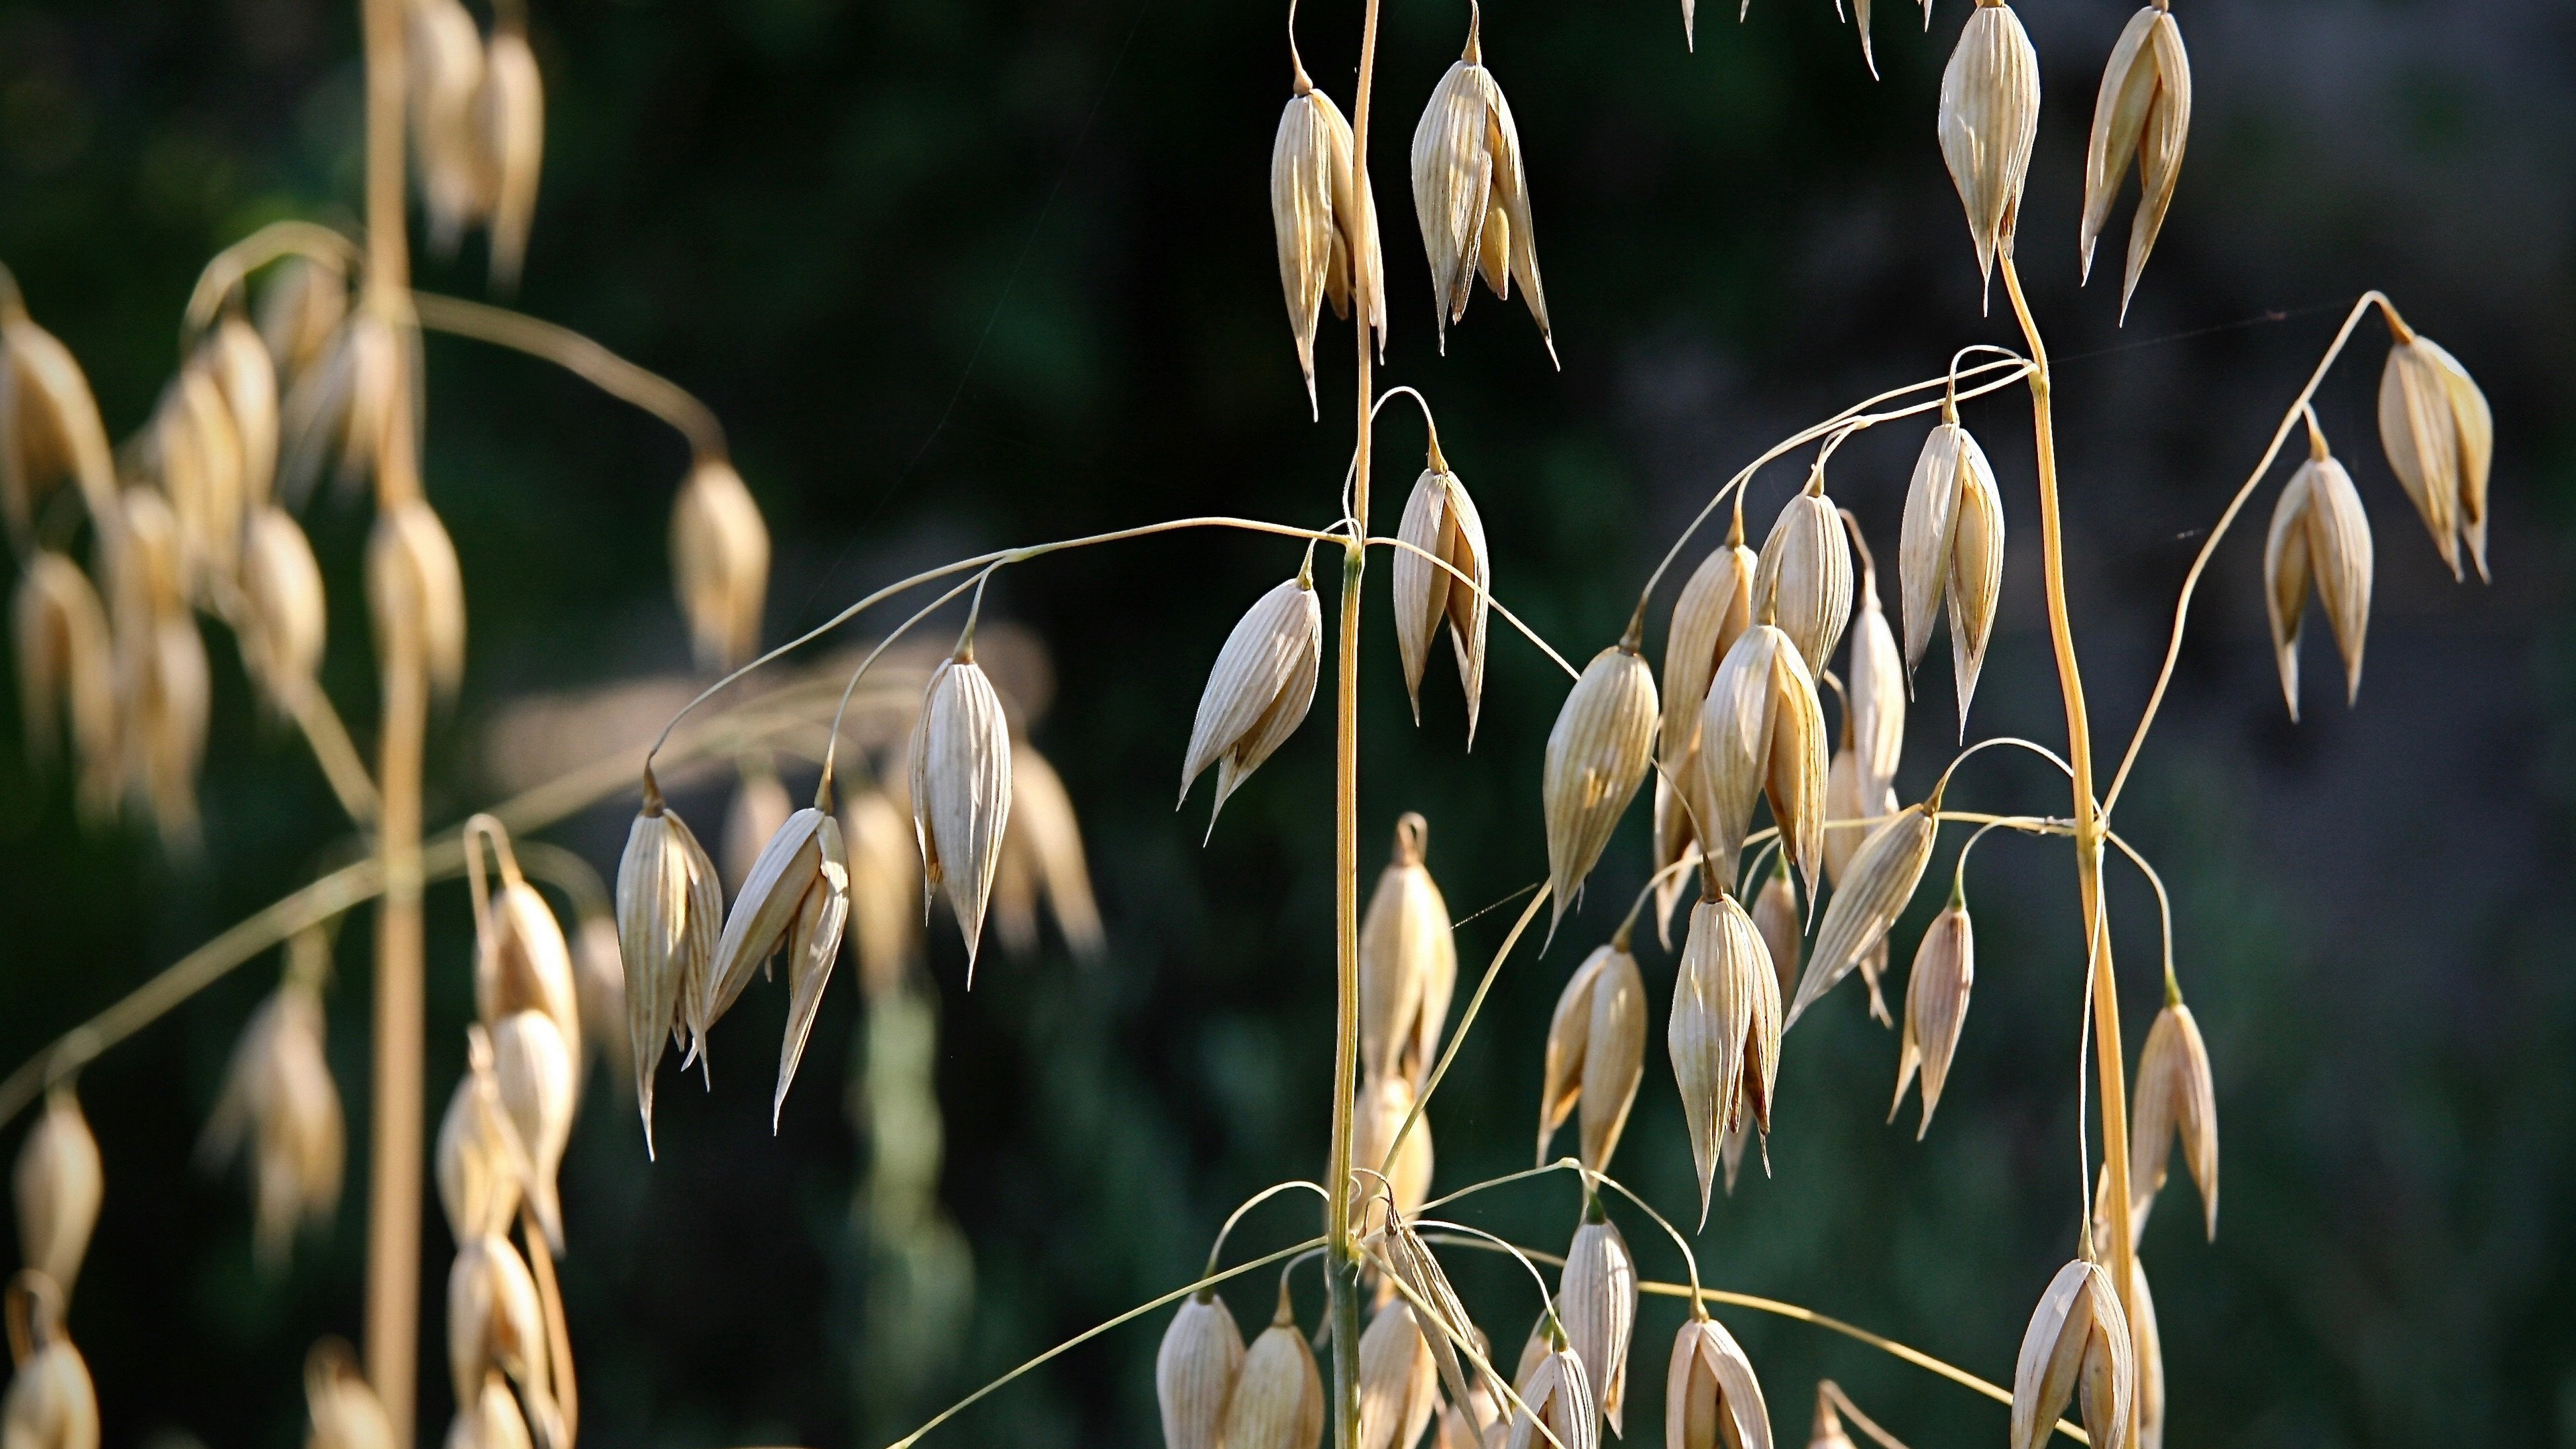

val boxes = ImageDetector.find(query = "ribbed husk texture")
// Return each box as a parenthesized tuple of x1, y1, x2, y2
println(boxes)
(1937, 0, 2041, 303)
(706, 803, 852, 1124)
(2377, 331, 2493, 582)
(1690, 625, 1827, 894)
(1182, 574, 1322, 836)
(437, 1026, 531, 1244)
(1542, 645, 1658, 934)
(489, 1010, 574, 1255)
(1505, 1345, 1598, 1449)
(1272, 80, 1385, 417)
(1360, 814, 1457, 1089)
(910, 652, 1013, 977)
(1157, 1292, 1245, 1449)
(1888, 902, 1974, 1137)
(1750, 857, 1802, 1010)
(1749, 486, 1852, 682)
(2009, 1257, 2135, 1449)
(2264, 443, 2373, 721)
(1792, 803, 1936, 1027)
(613, 789, 720, 1155)
(1670, 896, 1782, 1223)
(1559, 1216, 1636, 1437)
(1665, 1316, 1773, 1449)
(1224, 1288, 1325, 1449)
(1659, 535, 1758, 788)
(1352, 1073, 1435, 1244)
(1358, 1299, 1442, 1449)
(1897, 420, 2004, 737)
(1409, 11, 1553, 362)
(2128, 1002, 2218, 1241)
(11, 1091, 101, 1302)
(1844, 572, 1904, 806)
(1393, 468, 1492, 742)
(1537, 943, 1647, 1173)
(1383, 1216, 1487, 1419)
(2080, 6, 2191, 320)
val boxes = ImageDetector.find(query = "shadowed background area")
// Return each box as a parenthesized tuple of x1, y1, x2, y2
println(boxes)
(1, 0, 2571, 1446)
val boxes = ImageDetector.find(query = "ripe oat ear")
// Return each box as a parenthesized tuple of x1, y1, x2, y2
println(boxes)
(13, 1089, 103, 1302)
(1792, 802, 1935, 1028)
(1157, 1292, 1246, 1449)
(1541, 645, 1658, 938)
(1666, 1318, 1774, 1449)
(1183, 574, 1324, 834)
(1410, 7, 1552, 362)
(1937, 0, 2041, 309)
(1558, 1212, 1638, 1438)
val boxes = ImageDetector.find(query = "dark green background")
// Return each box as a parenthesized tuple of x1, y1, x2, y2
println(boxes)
(2, 0, 2571, 1446)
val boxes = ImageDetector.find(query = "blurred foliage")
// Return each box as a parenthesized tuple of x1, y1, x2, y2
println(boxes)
(1, 1, 2573, 1448)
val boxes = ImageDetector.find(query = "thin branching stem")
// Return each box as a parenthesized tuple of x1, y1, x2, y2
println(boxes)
(2105, 829, 2180, 1004)
(179, 219, 360, 346)
(1384, 885, 1550, 1171)
(412, 292, 729, 464)
(1822, 1381, 1917, 1449)
(1203, 1181, 1330, 1280)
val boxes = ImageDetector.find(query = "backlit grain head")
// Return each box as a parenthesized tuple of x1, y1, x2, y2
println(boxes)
(239, 506, 328, 714)
(1410, 9, 1554, 364)
(2079, 5, 2192, 320)
(1, 1272, 96, 1449)
(11, 1089, 102, 1303)
(1897, 418, 2004, 737)
(1749, 478, 1853, 680)
(706, 801, 851, 1122)
(489, 1010, 574, 1255)
(1558, 1209, 1637, 1437)
(0, 299, 115, 552)
(909, 650, 1014, 978)
(2009, 1256, 2134, 1449)
(1803, 1383, 1853, 1449)
(1504, 1339, 1598, 1449)
(1691, 625, 1827, 894)
(2128, 1001, 2218, 1241)
(1792, 802, 1935, 1027)
(366, 496, 467, 698)
(437, 1025, 530, 1244)
(1538, 942, 1646, 1173)
(1888, 901, 1974, 1138)
(1352, 1073, 1435, 1243)
(1360, 814, 1457, 1090)
(2264, 425, 2373, 720)
(1937, 0, 2041, 306)
(476, 23, 545, 291)
(612, 776, 720, 1154)
(993, 739, 1105, 961)
(207, 313, 280, 511)
(2377, 327, 2493, 582)
(1750, 855, 1802, 1009)
(1542, 645, 1659, 934)
(445, 1232, 549, 1415)
(1392, 464, 1492, 743)
(669, 458, 771, 674)
(1157, 1291, 1246, 1449)
(12, 551, 119, 820)
(1223, 1285, 1325, 1449)
(199, 965, 344, 1267)
(1272, 76, 1385, 416)
(407, 0, 488, 252)
(843, 784, 922, 1002)
(1665, 1316, 1774, 1449)
(1670, 894, 1782, 1223)
(1358, 1299, 1442, 1449)
(1181, 572, 1323, 835)
(1659, 525, 1759, 787)
(305, 1340, 396, 1449)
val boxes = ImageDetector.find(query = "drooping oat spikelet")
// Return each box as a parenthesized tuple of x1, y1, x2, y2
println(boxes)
(409, 0, 488, 253)
(305, 1340, 396, 1449)
(260, 260, 349, 392)
(1844, 562, 1904, 804)
(2009, 1256, 2135, 1449)
(199, 966, 344, 1267)
(993, 740, 1105, 960)
(1542, 645, 1658, 934)
(722, 766, 795, 893)
(1937, 0, 2041, 305)
(1819, 745, 1894, 892)
(1665, 1316, 1774, 1449)
(1691, 625, 1828, 892)
(276, 305, 414, 506)
(1659, 521, 1758, 820)
(2128, 1001, 2218, 1240)
(1505, 1338, 1598, 1449)
(208, 314, 279, 511)
(1357, 1299, 1441, 1449)
(366, 496, 467, 698)
(1391, 464, 1492, 741)
(1410, 9, 1554, 363)
(13, 552, 118, 820)
(910, 649, 1014, 977)
(490, 1010, 575, 1255)
(1888, 900, 1973, 1137)
(12, 1089, 102, 1301)
(2377, 327, 2494, 582)
(1271, 68, 1385, 417)
(1181, 572, 1323, 834)
(1223, 1285, 1324, 1449)
(117, 486, 185, 622)
(1803, 1383, 1854, 1449)
(2264, 425, 2373, 720)
(1352, 1073, 1434, 1244)
(477, 23, 545, 291)
(1750, 855, 1801, 1008)
(127, 606, 213, 847)
(1670, 894, 1782, 1222)
(2079, 5, 2191, 320)
(1359, 814, 1457, 1089)
(436, 1026, 529, 1244)
(1750, 478, 1853, 679)
(843, 785, 921, 1002)
(446, 1372, 534, 1449)
(2, 1275, 97, 1449)
(669, 458, 770, 672)
(471, 830, 582, 1083)
(239, 507, 328, 714)
(0, 295, 117, 550)
(613, 775, 720, 1153)
(1383, 1215, 1486, 1416)
(445, 1232, 549, 1415)
(705, 800, 851, 1121)
(1558, 1209, 1637, 1437)
(1898, 417, 2004, 736)
(1792, 802, 1935, 1027)
(157, 363, 248, 586)
(1156, 1291, 1245, 1449)
(1537, 942, 1646, 1172)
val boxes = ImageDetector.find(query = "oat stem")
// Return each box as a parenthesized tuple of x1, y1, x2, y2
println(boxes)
(1820, 1381, 1916, 1449)
(180, 219, 360, 345)
(411, 292, 731, 464)
(1995, 255, 2137, 1406)
(2100, 291, 2393, 816)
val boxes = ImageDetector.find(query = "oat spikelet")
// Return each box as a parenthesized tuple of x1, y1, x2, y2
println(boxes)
(670, 458, 770, 672)
(470, 826, 582, 1085)
(13, 552, 118, 820)
(208, 314, 279, 511)
(1665, 1316, 1774, 1449)
(2129, 1256, 2165, 1449)
(1749, 478, 1852, 680)
(1937, 0, 2041, 307)
(409, 0, 488, 253)
(1558, 1210, 1637, 1438)
(612, 775, 720, 1154)
(0, 293, 117, 551)
(239, 507, 328, 714)
(1505, 1338, 1598, 1449)
(489, 1010, 574, 1255)
(1750, 855, 1801, 1008)
(1272, 68, 1385, 417)
(478, 23, 545, 291)
(1897, 417, 2004, 736)
(706, 800, 851, 1122)
(1669, 894, 1782, 1223)
(437, 1027, 531, 1244)
(1792, 802, 1935, 1027)
(1357, 1299, 1441, 1449)
(1844, 559, 1904, 804)
(2377, 325, 2494, 582)
(2080, 6, 2191, 321)
(1223, 1285, 1324, 1449)
(1888, 900, 1973, 1136)
(447, 1372, 533, 1449)
(1359, 814, 1456, 1089)
(1542, 645, 1658, 935)
(2265, 423, 2373, 720)
(1383, 1215, 1487, 1415)
(1658, 523, 1758, 830)
(260, 260, 349, 392)
(994, 740, 1105, 960)
(445, 1232, 549, 1415)
(1537, 942, 1646, 1173)
(1351, 1073, 1434, 1244)
(305, 1340, 396, 1449)
(3, 1275, 97, 1449)
(1691, 625, 1827, 894)
(2009, 1256, 2135, 1449)
(199, 965, 344, 1267)
(1182, 573, 1322, 835)
(157, 362, 248, 586)
(1410, 7, 1554, 364)
(366, 496, 467, 698)
(1391, 463, 1492, 741)
(1157, 1292, 1245, 1449)
(11, 1092, 101, 1304)
(910, 649, 1014, 978)
(843, 785, 921, 1002)
(2128, 1001, 2218, 1241)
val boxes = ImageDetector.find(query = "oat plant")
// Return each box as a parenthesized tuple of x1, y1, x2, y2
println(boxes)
(0, 1, 2498, 1448)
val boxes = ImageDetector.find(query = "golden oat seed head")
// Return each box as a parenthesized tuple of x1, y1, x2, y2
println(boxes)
(991, 740, 1103, 961)
(0, 307, 116, 552)
(1937, 0, 2041, 305)
(1577, 944, 1647, 1173)
(1409, 11, 1553, 363)
(1670, 894, 1778, 1223)
(908, 653, 1014, 979)
(1273, 86, 1373, 417)
(1181, 574, 1323, 833)
(1505, 1346, 1598, 1449)
(703, 805, 828, 1028)
(435, 1029, 529, 1244)
(1358, 814, 1456, 1088)
(2, 1274, 98, 1449)
(2080, 8, 2192, 319)
(1384, 1218, 1486, 1415)
(445, 1232, 547, 1412)
(489, 1010, 574, 1256)
(1541, 645, 1658, 935)
(1358, 1298, 1439, 1449)
(2009, 1256, 2135, 1449)
(1845, 574, 1906, 802)
(2128, 1002, 2218, 1241)
(199, 979, 344, 1267)
(1558, 1214, 1637, 1437)
(366, 497, 468, 698)
(670, 458, 771, 674)
(13, 551, 119, 819)
(408, 0, 489, 252)
(612, 794, 718, 1154)
(1658, 537, 1758, 781)
(1665, 1316, 1774, 1449)
(477, 25, 545, 291)
(209, 315, 280, 512)
(1889, 902, 1974, 1137)
(12, 1090, 103, 1302)
(1157, 1291, 1246, 1449)
(240, 507, 328, 712)
(1391, 468, 1493, 741)
(258, 259, 350, 391)
(1539, 948, 1609, 1157)
(1352, 1073, 1435, 1240)
(1223, 1293, 1325, 1449)
(771, 812, 851, 1127)
(1750, 855, 1802, 1008)
(1750, 485, 1853, 680)
(1805, 1382, 1854, 1449)
(1792, 802, 1935, 1028)
(2377, 333, 2493, 582)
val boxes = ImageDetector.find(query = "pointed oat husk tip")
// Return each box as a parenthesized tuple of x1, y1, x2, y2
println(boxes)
(2008, 1256, 2135, 1449)
(1937, 0, 2041, 309)
(1542, 644, 1659, 941)
(910, 651, 1014, 983)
